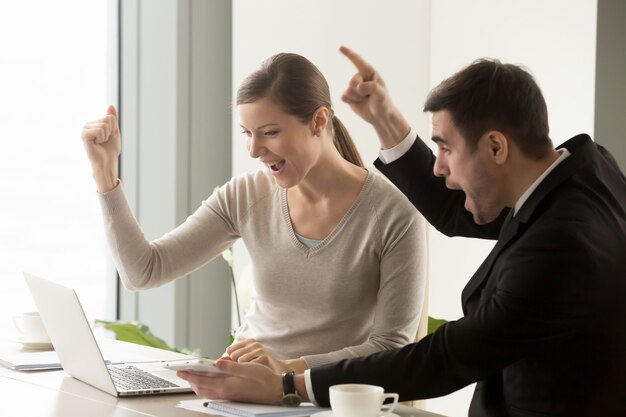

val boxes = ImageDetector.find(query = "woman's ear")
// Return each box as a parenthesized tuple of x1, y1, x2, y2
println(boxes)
(311, 107, 331, 137)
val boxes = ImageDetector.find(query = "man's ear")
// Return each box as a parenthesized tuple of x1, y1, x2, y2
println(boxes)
(311, 107, 331, 137)
(486, 131, 508, 165)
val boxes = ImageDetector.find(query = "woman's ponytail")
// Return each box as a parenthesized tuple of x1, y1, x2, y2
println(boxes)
(331, 116, 363, 167)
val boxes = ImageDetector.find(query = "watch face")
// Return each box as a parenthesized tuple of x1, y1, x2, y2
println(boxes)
(281, 393, 302, 407)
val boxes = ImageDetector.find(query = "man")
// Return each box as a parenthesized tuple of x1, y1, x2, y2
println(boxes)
(178, 47, 626, 416)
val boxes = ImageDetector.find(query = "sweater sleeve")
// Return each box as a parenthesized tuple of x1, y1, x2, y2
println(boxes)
(98, 181, 240, 290)
(301, 203, 426, 368)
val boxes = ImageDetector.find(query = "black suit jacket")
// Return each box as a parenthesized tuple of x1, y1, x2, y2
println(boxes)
(310, 134, 626, 416)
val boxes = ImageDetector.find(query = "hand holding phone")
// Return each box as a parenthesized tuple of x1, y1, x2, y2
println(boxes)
(162, 358, 226, 376)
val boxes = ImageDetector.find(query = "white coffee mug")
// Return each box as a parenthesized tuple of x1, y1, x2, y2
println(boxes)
(329, 384, 399, 417)
(13, 311, 50, 342)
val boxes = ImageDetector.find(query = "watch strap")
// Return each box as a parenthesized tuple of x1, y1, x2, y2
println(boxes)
(282, 371, 296, 395)
(281, 371, 301, 406)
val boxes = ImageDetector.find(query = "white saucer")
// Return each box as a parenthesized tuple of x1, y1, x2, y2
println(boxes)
(313, 411, 400, 417)
(17, 336, 54, 350)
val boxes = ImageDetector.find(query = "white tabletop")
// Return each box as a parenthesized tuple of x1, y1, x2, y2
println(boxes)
(0, 339, 446, 417)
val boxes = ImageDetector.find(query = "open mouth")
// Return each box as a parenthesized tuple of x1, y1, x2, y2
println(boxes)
(269, 160, 285, 172)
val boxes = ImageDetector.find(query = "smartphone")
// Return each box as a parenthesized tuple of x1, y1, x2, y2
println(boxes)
(162, 358, 226, 376)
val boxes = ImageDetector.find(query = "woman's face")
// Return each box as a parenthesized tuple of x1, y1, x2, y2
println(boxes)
(239, 97, 321, 189)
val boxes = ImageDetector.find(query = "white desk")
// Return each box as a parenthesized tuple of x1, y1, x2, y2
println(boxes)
(0, 340, 446, 417)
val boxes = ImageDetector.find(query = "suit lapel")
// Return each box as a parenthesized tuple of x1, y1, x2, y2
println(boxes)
(461, 210, 519, 313)
(460, 134, 594, 314)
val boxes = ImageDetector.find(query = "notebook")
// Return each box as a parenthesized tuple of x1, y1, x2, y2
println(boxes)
(0, 350, 62, 371)
(23, 272, 193, 396)
(203, 400, 327, 417)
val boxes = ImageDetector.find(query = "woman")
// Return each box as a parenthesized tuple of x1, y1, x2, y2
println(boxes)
(81, 53, 426, 373)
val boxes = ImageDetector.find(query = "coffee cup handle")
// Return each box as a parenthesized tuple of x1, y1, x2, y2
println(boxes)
(380, 393, 399, 414)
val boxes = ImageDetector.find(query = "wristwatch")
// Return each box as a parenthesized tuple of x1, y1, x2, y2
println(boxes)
(281, 371, 302, 406)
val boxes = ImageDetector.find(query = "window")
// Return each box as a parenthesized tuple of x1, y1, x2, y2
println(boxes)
(0, 1, 116, 338)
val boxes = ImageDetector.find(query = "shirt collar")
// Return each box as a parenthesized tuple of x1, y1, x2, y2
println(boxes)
(513, 147, 571, 216)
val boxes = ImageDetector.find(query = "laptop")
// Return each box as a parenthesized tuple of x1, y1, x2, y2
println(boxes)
(23, 272, 193, 396)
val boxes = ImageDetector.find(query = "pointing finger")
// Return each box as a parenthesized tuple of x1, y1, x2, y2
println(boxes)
(339, 45, 375, 80)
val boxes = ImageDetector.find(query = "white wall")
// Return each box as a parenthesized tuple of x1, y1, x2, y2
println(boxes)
(232, 1, 597, 415)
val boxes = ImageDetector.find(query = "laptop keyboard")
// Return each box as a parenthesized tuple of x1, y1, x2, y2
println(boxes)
(108, 365, 179, 391)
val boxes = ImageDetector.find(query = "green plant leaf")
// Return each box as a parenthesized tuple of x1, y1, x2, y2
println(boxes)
(178, 347, 203, 357)
(94, 320, 175, 352)
(221, 247, 234, 268)
(428, 316, 448, 335)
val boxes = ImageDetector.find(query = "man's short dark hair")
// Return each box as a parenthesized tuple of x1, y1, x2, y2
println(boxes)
(424, 59, 552, 159)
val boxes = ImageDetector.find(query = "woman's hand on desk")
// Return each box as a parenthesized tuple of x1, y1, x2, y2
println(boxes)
(226, 339, 308, 373)
(81, 105, 121, 193)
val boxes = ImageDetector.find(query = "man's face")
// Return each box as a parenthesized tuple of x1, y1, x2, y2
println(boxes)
(431, 110, 505, 224)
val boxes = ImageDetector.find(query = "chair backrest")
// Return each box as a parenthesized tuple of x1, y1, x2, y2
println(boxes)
(404, 231, 430, 410)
